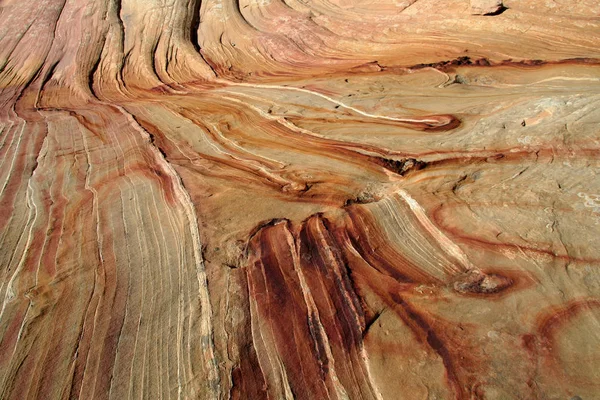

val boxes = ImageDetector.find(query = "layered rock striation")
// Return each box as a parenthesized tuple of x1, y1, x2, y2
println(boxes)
(1, 0, 600, 399)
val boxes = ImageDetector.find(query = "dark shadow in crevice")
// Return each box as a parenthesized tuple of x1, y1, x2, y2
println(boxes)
(190, 0, 202, 52)
(484, 6, 508, 16)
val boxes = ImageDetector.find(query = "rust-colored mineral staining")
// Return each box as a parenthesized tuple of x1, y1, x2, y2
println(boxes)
(1, 0, 600, 399)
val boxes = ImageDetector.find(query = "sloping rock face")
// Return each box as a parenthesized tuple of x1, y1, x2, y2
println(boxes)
(470, 0, 504, 15)
(1, 0, 600, 399)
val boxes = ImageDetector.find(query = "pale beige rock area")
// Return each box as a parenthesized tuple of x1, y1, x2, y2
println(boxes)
(470, 0, 504, 15)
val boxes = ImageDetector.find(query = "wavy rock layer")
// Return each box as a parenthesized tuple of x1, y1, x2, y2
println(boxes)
(1, 0, 600, 399)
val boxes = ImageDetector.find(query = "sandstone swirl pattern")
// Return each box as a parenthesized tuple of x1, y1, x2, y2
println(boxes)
(1, 0, 600, 399)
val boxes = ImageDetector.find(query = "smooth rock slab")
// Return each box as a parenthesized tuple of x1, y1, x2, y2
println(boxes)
(470, 0, 505, 15)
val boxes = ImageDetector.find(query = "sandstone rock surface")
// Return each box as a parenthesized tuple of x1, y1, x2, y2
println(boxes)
(1, 0, 600, 399)
(470, 0, 504, 15)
